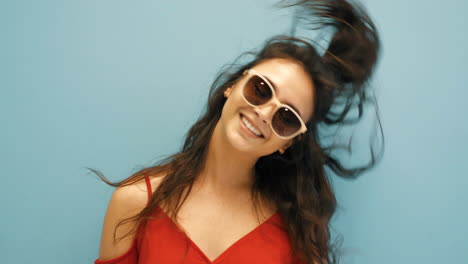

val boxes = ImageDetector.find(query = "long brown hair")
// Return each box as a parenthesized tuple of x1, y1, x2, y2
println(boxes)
(88, 1, 383, 263)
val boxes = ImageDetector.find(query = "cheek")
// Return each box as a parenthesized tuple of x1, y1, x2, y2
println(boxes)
(220, 97, 245, 126)
(225, 93, 249, 113)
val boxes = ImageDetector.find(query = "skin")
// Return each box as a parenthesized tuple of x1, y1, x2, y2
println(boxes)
(167, 58, 316, 261)
(97, 58, 315, 261)
(193, 58, 315, 201)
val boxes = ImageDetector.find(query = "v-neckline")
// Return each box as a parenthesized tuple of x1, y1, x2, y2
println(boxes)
(156, 205, 279, 263)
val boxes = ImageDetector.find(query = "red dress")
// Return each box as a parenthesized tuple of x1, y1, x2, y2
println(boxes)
(94, 176, 304, 264)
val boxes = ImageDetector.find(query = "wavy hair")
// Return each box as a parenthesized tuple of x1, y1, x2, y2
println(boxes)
(89, 0, 383, 263)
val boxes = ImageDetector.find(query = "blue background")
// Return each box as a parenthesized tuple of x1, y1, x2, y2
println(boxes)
(2, 0, 467, 263)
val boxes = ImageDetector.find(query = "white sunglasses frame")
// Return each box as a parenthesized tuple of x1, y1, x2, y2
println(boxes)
(240, 69, 308, 140)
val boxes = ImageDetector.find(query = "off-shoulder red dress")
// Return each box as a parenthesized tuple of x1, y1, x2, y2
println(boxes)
(94, 176, 304, 264)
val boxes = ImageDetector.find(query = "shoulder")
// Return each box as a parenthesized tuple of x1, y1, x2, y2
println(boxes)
(97, 173, 167, 260)
(113, 172, 168, 209)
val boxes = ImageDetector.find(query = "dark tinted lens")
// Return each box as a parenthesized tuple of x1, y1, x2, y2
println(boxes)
(272, 107, 302, 137)
(243, 75, 272, 105)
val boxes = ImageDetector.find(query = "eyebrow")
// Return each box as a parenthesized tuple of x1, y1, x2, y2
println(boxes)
(262, 75, 303, 119)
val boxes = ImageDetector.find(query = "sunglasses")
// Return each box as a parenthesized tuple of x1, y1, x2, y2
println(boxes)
(240, 69, 307, 139)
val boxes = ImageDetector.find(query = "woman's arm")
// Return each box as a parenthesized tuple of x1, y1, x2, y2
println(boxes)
(96, 182, 148, 261)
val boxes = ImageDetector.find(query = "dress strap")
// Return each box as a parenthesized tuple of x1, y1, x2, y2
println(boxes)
(144, 176, 152, 205)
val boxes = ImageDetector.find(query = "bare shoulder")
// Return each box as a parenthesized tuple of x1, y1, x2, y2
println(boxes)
(127, 173, 166, 201)
(145, 173, 167, 194)
(97, 173, 167, 261)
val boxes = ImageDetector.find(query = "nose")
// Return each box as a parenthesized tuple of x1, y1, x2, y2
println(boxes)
(253, 101, 277, 126)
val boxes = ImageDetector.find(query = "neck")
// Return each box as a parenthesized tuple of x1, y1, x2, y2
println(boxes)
(194, 122, 259, 198)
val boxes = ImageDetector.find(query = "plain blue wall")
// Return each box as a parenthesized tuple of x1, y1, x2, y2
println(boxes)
(1, 0, 467, 263)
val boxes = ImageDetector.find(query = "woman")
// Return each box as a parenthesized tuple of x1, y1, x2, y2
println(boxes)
(91, 0, 383, 263)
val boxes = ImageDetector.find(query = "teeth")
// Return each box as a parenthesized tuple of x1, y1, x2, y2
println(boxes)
(241, 116, 262, 137)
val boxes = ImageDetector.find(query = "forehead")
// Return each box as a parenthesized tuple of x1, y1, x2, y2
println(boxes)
(251, 58, 315, 122)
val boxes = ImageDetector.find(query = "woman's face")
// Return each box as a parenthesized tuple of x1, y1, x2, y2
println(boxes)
(219, 58, 315, 157)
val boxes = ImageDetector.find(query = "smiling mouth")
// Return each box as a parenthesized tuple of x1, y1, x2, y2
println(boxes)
(240, 114, 264, 138)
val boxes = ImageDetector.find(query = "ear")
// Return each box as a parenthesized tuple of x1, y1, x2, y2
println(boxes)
(284, 140, 294, 150)
(280, 134, 303, 153)
(224, 87, 232, 98)
(296, 134, 304, 142)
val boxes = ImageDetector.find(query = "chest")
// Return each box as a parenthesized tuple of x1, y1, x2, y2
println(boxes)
(161, 192, 277, 262)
